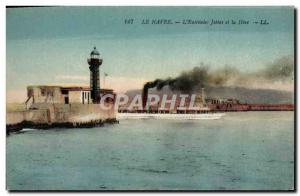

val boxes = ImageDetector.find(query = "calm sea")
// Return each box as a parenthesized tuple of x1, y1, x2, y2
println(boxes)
(6, 112, 294, 190)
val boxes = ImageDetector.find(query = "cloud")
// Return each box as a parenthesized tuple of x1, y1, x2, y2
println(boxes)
(102, 76, 150, 93)
(55, 75, 89, 81)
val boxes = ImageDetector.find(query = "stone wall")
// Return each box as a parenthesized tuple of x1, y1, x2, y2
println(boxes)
(6, 103, 116, 126)
(6, 109, 49, 125)
(50, 103, 115, 123)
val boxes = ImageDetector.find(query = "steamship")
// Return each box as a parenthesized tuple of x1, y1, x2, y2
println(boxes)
(117, 88, 225, 120)
(117, 109, 225, 120)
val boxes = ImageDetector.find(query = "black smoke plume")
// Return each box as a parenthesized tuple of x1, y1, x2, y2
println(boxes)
(142, 66, 210, 108)
(142, 55, 294, 107)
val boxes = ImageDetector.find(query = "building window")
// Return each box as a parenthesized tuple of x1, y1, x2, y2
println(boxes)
(27, 89, 33, 97)
(64, 97, 69, 104)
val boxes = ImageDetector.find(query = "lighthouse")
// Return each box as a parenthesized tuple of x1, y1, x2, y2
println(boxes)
(87, 47, 102, 103)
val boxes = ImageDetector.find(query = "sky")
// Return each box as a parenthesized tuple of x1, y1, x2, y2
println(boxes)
(6, 6, 294, 102)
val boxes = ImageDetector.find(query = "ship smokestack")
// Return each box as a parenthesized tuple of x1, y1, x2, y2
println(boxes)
(142, 87, 148, 109)
(142, 79, 176, 110)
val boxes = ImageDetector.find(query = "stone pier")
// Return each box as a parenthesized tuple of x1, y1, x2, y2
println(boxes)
(6, 103, 117, 134)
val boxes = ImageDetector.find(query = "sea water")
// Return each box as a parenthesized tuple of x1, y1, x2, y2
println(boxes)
(6, 112, 294, 190)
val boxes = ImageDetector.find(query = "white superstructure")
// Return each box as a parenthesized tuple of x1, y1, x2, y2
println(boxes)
(117, 112, 225, 120)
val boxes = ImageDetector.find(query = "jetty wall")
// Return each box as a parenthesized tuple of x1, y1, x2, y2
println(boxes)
(6, 109, 49, 125)
(208, 103, 294, 111)
(6, 103, 116, 132)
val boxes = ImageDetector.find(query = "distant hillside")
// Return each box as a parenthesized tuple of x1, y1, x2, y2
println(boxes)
(125, 86, 294, 104)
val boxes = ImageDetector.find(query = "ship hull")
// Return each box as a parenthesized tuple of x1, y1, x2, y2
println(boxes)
(117, 112, 225, 120)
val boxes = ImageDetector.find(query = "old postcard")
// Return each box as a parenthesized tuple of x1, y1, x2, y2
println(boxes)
(6, 6, 295, 191)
